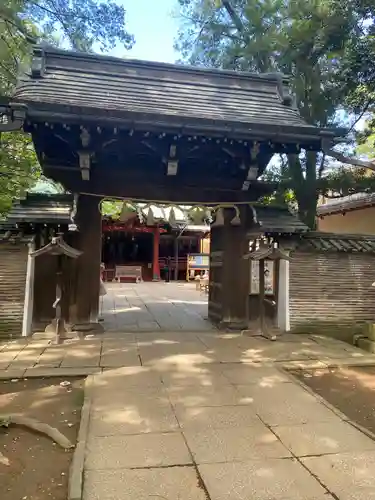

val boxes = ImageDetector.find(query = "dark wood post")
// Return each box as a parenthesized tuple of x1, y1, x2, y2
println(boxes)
(152, 225, 161, 281)
(208, 206, 249, 330)
(75, 195, 102, 327)
(259, 258, 265, 334)
(174, 236, 179, 281)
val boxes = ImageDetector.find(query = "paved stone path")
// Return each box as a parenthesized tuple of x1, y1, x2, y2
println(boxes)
(100, 282, 213, 332)
(2, 330, 375, 499)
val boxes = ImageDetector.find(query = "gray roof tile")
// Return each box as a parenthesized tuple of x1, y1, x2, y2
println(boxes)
(317, 193, 375, 216)
(13, 47, 334, 143)
(2, 194, 74, 226)
(300, 232, 375, 253)
(249, 205, 309, 234)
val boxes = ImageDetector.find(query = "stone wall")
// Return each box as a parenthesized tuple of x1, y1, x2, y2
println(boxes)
(0, 243, 28, 339)
(289, 250, 375, 342)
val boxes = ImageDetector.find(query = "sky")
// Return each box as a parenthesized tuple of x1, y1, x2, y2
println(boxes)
(110, 0, 179, 63)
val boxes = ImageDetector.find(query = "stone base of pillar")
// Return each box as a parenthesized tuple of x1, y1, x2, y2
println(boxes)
(219, 318, 249, 331)
(72, 322, 105, 334)
(44, 319, 75, 344)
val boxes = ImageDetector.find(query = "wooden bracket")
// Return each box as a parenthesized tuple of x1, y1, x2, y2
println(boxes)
(78, 150, 91, 180)
(167, 144, 178, 175)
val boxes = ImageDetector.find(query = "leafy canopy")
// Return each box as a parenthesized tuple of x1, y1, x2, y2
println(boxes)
(0, 0, 134, 216)
(175, 0, 375, 227)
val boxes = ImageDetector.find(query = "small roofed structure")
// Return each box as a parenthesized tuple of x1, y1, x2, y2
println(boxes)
(246, 243, 292, 340)
(30, 235, 82, 343)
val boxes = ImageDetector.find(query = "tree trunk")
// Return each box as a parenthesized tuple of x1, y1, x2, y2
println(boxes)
(287, 152, 318, 229)
(297, 192, 318, 229)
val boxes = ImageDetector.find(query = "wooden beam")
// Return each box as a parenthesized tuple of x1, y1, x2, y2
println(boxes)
(45, 168, 276, 204)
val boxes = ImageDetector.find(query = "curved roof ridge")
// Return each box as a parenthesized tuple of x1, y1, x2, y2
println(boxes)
(32, 45, 290, 84)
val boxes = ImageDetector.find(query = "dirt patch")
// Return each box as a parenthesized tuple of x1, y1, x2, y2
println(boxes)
(0, 377, 84, 500)
(290, 365, 375, 435)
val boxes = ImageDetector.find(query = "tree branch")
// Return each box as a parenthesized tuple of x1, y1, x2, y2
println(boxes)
(346, 101, 371, 136)
(221, 0, 249, 42)
(323, 146, 375, 171)
(318, 153, 326, 179)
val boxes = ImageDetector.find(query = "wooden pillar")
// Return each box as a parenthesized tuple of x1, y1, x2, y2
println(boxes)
(277, 254, 290, 331)
(152, 226, 160, 281)
(174, 236, 179, 281)
(22, 239, 36, 337)
(259, 258, 265, 334)
(75, 195, 102, 326)
(209, 207, 249, 330)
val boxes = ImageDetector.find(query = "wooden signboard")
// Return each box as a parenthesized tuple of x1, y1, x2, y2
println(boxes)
(249, 260, 274, 295)
(186, 253, 210, 281)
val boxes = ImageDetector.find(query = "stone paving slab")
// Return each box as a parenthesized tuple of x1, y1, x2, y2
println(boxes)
(160, 366, 230, 387)
(61, 345, 102, 368)
(219, 364, 291, 385)
(25, 367, 100, 377)
(83, 467, 208, 500)
(90, 385, 171, 411)
(174, 404, 262, 430)
(235, 382, 339, 425)
(85, 432, 192, 470)
(98, 366, 163, 387)
(101, 282, 213, 333)
(0, 368, 26, 379)
(198, 458, 333, 500)
(302, 451, 375, 500)
(166, 384, 244, 407)
(183, 424, 292, 463)
(99, 353, 141, 368)
(89, 403, 179, 436)
(273, 421, 375, 457)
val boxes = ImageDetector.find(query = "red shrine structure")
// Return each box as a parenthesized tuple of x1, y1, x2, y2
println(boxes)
(0, 45, 339, 333)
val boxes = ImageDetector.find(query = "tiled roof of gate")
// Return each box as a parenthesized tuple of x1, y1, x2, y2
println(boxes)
(12, 46, 336, 142)
(2, 194, 74, 226)
(300, 232, 375, 253)
(250, 205, 309, 234)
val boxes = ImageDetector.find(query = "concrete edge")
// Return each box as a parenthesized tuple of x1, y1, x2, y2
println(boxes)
(0, 367, 102, 380)
(0, 369, 27, 380)
(281, 362, 375, 444)
(68, 374, 94, 500)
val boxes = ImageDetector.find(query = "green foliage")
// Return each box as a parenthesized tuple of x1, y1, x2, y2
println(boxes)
(175, 0, 375, 227)
(357, 114, 375, 158)
(100, 200, 124, 218)
(0, 131, 40, 215)
(0, 0, 134, 216)
(1, 0, 134, 55)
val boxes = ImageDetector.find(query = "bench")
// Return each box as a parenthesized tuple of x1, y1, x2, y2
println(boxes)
(114, 265, 143, 283)
(195, 276, 209, 293)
